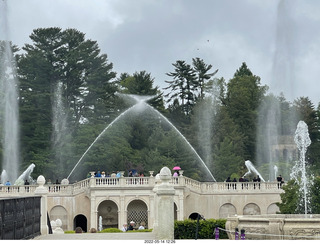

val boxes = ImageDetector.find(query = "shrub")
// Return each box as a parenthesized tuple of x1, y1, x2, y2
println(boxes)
(99, 228, 123, 233)
(174, 219, 227, 239)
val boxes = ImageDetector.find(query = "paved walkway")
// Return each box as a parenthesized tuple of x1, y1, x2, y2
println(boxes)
(34, 232, 156, 240)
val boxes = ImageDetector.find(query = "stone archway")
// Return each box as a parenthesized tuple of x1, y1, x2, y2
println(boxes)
(97, 200, 119, 229)
(267, 203, 280, 214)
(74, 214, 87, 232)
(127, 200, 148, 229)
(49, 205, 68, 231)
(219, 203, 237, 218)
(188, 212, 201, 220)
(174, 202, 178, 220)
(243, 203, 261, 215)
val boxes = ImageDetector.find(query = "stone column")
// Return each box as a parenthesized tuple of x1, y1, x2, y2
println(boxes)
(34, 175, 49, 235)
(154, 167, 175, 240)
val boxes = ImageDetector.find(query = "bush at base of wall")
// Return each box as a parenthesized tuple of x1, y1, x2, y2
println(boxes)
(174, 219, 227, 239)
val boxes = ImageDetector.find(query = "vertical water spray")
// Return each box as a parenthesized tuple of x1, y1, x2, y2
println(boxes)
(256, 0, 298, 181)
(52, 81, 69, 177)
(0, 0, 20, 183)
(291, 121, 311, 215)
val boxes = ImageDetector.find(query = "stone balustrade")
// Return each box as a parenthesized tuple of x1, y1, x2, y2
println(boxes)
(0, 176, 284, 197)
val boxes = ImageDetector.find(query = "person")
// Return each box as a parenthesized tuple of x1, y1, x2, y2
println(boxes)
(101, 171, 106, 178)
(121, 223, 127, 232)
(89, 227, 97, 233)
(96, 171, 101, 177)
(75, 226, 83, 233)
(277, 175, 284, 188)
(232, 178, 237, 189)
(256, 175, 261, 189)
(24, 179, 30, 192)
(111, 171, 116, 177)
(173, 171, 178, 177)
(128, 171, 133, 177)
(225, 176, 231, 189)
(138, 222, 145, 230)
(5, 180, 11, 186)
(128, 221, 135, 231)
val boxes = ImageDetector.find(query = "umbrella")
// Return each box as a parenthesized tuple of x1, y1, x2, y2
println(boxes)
(173, 166, 181, 170)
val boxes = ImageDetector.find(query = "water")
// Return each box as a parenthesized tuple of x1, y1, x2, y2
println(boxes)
(144, 103, 216, 181)
(1, 163, 35, 185)
(256, 0, 298, 181)
(291, 121, 311, 215)
(14, 163, 35, 185)
(52, 81, 69, 177)
(67, 94, 216, 181)
(67, 102, 141, 179)
(0, 1, 20, 183)
(243, 160, 265, 182)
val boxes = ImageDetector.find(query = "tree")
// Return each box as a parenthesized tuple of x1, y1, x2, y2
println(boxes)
(277, 179, 301, 214)
(17, 27, 116, 178)
(165, 60, 196, 115)
(225, 62, 267, 159)
(192, 57, 218, 99)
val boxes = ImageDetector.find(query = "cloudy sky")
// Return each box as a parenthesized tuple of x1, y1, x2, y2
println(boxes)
(2, 0, 320, 104)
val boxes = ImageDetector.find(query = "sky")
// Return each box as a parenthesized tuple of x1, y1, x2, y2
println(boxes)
(2, 0, 320, 105)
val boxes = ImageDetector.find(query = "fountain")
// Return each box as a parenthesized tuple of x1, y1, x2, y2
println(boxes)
(243, 160, 265, 182)
(14, 163, 36, 185)
(291, 120, 311, 215)
(0, 0, 20, 183)
(67, 94, 216, 181)
(226, 121, 319, 240)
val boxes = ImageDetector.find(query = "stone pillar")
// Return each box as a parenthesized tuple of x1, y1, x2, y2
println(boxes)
(34, 175, 49, 235)
(90, 196, 97, 230)
(154, 167, 175, 240)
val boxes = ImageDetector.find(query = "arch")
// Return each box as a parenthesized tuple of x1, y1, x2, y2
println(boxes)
(243, 203, 261, 215)
(219, 203, 237, 218)
(49, 205, 68, 231)
(189, 212, 201, 220)
(127, 200, 148, 229)
(174, 202, 178, 220)
(74, 214, 87, 232)
(267, 203, 280, 214)
(97, 200, 119, 229)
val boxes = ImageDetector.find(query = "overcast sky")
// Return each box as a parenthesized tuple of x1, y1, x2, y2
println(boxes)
(2, 0, 320, 104)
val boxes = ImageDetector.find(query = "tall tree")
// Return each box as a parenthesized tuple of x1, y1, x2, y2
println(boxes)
(18, 27, 116, 177)
(165, 60, 196, 115)
(225, 62, 267, 159)
(192, 57, 218, 99)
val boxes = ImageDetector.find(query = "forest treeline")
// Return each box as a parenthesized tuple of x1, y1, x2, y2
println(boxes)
(1, 28, 320, 182)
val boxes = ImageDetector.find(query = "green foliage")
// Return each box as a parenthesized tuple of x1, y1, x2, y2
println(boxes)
(99, 228, 123, 233)
(174, 219, 227, 239)
(277, 179, 301, 214)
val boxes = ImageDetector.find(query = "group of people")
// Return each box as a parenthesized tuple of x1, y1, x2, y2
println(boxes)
(88, 170, 145, 178)
(121, 221, 146, 232)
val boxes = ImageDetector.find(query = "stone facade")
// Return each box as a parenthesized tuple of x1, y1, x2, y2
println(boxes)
(0, 175, 283, 232)
(226, 214, 320, 240)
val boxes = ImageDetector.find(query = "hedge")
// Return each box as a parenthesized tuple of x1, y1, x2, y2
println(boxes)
(174, 219, 227, 239)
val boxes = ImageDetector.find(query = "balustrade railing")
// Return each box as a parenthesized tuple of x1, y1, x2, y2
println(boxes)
(0, 176, 283, 196)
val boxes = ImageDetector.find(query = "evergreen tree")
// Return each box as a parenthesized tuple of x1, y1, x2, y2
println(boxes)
(225, 62, 267, 160)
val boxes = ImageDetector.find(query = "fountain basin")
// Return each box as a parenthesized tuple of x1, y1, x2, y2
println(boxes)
(226, 214, 320, 240)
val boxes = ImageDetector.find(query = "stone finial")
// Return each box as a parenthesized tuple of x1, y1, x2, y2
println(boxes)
(35, 175, 48, 194)
(61, 178, 69, 185)
(37, 175, 46, 186)
(159, 167, 171, 181)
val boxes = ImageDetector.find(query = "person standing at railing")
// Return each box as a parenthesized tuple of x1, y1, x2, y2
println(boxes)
(24, 179, 30, 192)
